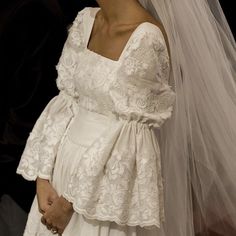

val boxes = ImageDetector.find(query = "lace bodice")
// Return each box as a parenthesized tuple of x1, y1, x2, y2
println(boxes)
(17, 7, 176, 229)
(56, 7, 174, 124)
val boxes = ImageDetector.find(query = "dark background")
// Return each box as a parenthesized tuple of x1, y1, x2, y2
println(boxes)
(0, 0, 99, 212)
(0, 0, 235, 235)
(219, 0, 235, 37)
(0, 0, 235, 222)
(57, 0, 236, 37)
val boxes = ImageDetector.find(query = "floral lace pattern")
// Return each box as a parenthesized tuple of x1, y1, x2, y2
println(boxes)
(63, 120, 165, 228)
(17, 7, 176, 229)
(110, 24, 176, 129)
(16, 92, 78, 181)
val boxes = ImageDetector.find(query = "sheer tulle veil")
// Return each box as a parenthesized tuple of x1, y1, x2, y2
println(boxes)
(138, 0, 236, 235)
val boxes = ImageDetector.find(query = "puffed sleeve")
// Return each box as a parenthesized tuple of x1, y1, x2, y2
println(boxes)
(15, 8, 89, 181)
(109, 24, 175, 129)
(62, 24, 176, 228)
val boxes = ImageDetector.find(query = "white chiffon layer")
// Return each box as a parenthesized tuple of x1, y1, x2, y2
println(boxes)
(16, 7, 176, 235)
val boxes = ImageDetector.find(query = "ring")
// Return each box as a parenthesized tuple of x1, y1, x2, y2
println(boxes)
(51, 228, 58, 234)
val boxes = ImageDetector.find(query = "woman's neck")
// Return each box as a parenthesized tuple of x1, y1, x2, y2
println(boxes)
(96, 0, 143, 26)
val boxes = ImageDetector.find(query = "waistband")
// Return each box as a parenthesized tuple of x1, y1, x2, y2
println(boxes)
(66, 105, 120, 147)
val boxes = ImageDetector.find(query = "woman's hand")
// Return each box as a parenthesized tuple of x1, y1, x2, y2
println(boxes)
(36, 177, 59, 215)
(41, 196, 74, 235)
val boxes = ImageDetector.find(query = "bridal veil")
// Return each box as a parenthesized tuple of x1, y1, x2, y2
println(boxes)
(138, 0, 236, 235)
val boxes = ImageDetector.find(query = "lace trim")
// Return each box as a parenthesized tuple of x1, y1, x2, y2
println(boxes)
(63, 120, 165, 228)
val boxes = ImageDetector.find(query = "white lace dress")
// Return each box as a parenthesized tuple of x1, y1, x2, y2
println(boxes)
(16, 7, 176, 236)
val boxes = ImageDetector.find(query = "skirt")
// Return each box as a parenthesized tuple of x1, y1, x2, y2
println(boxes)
(23, 106, 159, 236)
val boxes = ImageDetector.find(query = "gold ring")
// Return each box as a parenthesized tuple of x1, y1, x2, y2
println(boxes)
(51, 228, 58, 234)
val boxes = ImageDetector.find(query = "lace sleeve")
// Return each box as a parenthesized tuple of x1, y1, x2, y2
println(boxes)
(62, 24, 176, 229)
(110, 23, 176, 128)
(16, 9, 90, 181)
(56, 8, 87, 97)
(16, 91, 77, 181)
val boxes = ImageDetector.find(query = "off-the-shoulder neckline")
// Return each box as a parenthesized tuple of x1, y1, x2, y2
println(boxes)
(84, 7, 165, 63)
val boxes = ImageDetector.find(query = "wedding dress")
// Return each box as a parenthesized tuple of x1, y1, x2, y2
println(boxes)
(16, 7, 176, 236)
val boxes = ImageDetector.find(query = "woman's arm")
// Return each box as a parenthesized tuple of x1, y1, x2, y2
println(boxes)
(36, 177, 59, 215)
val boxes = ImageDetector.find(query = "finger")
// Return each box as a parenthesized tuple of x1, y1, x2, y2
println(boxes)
(41, 216, 46, 225)
(45, 218, 53, 230)
(46, 223, 52, 230)
(38, 208, 45, 214)
(57, 228, 64, 235)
